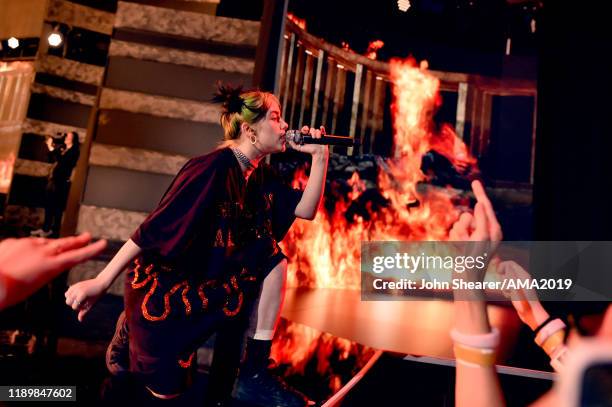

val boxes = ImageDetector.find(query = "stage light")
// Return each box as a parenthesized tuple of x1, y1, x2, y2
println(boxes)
(7, 37, 19, 49)
(47, 31, 63, 47)
(397, 0, 411, 12)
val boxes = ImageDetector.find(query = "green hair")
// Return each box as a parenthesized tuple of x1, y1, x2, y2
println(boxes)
(213, 84, 280, 141)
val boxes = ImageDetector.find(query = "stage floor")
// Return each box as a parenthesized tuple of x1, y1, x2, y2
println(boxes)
(281, 288, 524, 363)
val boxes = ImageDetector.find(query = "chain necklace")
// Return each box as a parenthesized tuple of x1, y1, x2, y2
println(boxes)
(230, 147, 255, 171)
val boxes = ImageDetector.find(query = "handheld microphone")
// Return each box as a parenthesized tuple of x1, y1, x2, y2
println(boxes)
(285, 130, 357, 147)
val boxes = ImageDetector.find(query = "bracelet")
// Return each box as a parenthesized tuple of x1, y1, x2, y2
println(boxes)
(533, 316, 555, 336)
(534, 318, 566, 347)
(541, 330, 565, 356)
(453, 344, 497, 367)
(450, 328, 500, 349)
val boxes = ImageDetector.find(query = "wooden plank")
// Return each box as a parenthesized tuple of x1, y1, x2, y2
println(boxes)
(298, 50, 315, 128)
(288, 44, 305, 128)
(321, 58, 336, 130)
(280, 33, 295, 117)
(348, 63, 363, 155)
(479, 92, 493, 158)
(455, 82, 468, 139)
(369, 76, 385, 153)
(310, 49, 324, 128)
(467, 86, 482, 158)
(359, 69, 373, 150)
(330, 65, 346, 136)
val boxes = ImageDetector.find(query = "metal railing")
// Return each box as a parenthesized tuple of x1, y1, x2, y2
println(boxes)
(278, 20, 537, 185)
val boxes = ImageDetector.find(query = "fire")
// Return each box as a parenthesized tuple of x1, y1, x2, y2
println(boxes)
(365, 40, 385, 60)
(281, 58, 471, 289)
(273, 58, 477, 393)
(287, 13, 307, 30)
(341, 41, 355, 53)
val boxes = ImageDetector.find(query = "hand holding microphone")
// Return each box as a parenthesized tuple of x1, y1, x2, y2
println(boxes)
(286, 127, 357, 147)
(286, 126, 329, 157)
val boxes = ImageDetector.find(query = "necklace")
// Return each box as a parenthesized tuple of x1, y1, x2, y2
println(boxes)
(230, 147, 255, 171)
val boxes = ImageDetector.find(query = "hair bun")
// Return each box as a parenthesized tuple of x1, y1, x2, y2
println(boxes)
(213, 83, 244, 114)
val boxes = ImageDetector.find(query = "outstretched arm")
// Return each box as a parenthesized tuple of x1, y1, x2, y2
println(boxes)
(65, 238, 141, 321)
(451, 181, 505, 407)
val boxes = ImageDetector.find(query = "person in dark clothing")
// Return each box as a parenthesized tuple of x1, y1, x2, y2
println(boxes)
(64, 85, 328, 405)
(31, 131, 80, 238)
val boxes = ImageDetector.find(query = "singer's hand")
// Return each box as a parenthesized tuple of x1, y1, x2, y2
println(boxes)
(288, 126, 329, 158)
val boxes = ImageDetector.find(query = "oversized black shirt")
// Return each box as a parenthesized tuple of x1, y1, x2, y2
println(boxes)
(131, 147, 302, 284)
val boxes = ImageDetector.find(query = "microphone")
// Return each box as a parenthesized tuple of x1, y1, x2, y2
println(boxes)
(285, 130, 357, 147)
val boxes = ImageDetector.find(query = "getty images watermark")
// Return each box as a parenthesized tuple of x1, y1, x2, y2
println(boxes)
(361, 241, 612, 301)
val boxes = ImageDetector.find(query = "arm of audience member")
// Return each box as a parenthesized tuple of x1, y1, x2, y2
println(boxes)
(497, 261, 550, 331)
(497, 260, 570, 372)
(451, 180, 505, 407)
(0, 233, 106, 310)
(65, 238, 141, 321)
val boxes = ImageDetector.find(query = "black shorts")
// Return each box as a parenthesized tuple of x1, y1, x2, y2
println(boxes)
(124, 252, 286, 395)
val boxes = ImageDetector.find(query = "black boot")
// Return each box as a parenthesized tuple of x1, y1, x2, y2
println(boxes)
(106, 311, 130, 375)
(233, 338, 313, 407)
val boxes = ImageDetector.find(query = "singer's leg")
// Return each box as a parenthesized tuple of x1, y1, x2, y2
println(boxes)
(235, 259, 311, 406)
(247, 258, 287, 340)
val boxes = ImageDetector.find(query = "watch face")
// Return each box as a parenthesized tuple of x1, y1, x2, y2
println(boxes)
(580, 362, 612, 406)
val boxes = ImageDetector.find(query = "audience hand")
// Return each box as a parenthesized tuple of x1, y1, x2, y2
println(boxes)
(0, 233, 106, 310)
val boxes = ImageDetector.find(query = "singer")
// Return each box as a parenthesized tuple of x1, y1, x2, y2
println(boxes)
(64, 84, 328, 405)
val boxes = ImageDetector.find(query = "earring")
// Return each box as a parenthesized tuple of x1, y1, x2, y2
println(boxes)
(249, 133, 257, 145)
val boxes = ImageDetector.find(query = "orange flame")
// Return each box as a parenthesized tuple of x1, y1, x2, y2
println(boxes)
(273, 58, 477, 390)
(287, 13, 307, 30)
(341, 41, 355, 53)
(365, 39, 385, 60)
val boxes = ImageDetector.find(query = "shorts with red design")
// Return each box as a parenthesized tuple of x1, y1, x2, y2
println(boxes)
(123, 248, 286, 396)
